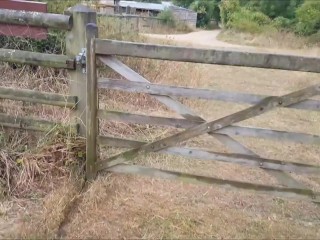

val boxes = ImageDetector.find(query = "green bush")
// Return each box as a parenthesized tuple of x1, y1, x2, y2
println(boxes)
(158, 10, 176, 27)
(272, 16, 294, 30)
(190, 0, 220, 28)
(227, 8, 271, 33)
(219, 0, 241, 27)
(295, 0, 320, 36)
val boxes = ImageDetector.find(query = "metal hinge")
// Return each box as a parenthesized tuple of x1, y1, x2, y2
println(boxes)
(75, 48, 87, 73)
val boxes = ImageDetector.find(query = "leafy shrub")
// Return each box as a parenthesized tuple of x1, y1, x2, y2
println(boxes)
(272, 16, 294, 30)
(158, 9, 176, 27)
(295, 0, 320, 36)
(219, 0, 241, 27)
(227, 8, 271, 33)
(190, 0, 220, 28)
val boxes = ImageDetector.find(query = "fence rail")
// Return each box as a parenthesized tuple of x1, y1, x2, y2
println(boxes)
(0, 5, 96, 136)
(99, 78, 320, 111)
(98, 111, 320, 145)
(0, 48, 75, 69)
(96, 39, 320, 73)
(0, 87, 77, 108)
(0, 9, 72, 30)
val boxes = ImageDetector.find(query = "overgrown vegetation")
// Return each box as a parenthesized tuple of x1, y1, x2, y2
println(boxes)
(173, 0, 320, 41)
(219, 0, 320, 40)
(174, 0, 221, 28)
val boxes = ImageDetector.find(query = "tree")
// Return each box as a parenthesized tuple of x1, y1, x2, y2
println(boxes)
(295, 0, 320, 35)
(241, 0, 303, 19)
(190, 0, 221, 27)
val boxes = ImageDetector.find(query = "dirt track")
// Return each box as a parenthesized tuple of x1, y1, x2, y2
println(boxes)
(143, 30, 318, 56)
(143, 30, 277, 52)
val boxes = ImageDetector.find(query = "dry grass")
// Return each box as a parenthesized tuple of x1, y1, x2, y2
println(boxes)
(1, 22, 320, 239)
(218, 29, 320, 54)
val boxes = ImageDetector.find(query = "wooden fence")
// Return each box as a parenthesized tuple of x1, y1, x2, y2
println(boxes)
(1, 5, 320, 202)
(0, 5, 97, 135)
(85, 23, 320, 202)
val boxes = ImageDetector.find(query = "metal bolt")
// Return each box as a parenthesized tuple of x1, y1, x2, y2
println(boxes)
(146, 85, 150, 89)
(259, 162, 263, 167)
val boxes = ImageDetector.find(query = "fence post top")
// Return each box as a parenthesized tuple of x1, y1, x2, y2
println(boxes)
(66, 4, 95, 14)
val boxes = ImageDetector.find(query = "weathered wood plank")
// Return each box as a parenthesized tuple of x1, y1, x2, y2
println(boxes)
(107, 164, 320, 201)
(98, 78, 320, 111)
(99, 56, 308, 189)
(0, 113, 57, 131)
(96, 40, 320, 73)
(99, 84, 320, 168)
(86, 23, 99, 180)
(0, 49, 74, 69)
(0, 9, 72, 30)
(0, 87, 77, 108)
(98, 136, 320, 175)
(66, 5, 97, 136)
(99, 110, 320, 145)
(99, 56, 203, 121)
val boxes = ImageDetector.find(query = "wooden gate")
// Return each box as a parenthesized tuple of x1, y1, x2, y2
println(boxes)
(85, 24, 320, 202)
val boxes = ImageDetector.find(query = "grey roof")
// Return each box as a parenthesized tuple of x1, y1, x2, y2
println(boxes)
(119, 1, 166, 11)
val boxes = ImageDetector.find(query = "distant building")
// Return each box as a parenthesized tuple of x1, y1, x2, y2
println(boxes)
(97, 0, 197, 28)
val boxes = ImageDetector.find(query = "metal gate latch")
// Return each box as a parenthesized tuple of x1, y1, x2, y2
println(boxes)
(75, 48, 87, 73)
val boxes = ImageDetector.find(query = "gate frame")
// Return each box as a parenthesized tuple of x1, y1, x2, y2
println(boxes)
(85, 24, 320, 202)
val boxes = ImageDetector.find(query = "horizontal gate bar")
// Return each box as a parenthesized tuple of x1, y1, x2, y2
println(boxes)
(0, 49, 75, 69)
(95, 39, 320, 73)
(98, 136, 320, 175)
(0, 9, 72, 30)
(98, 78, 320, 111)
(0, 113, 78, 132)
(0, 87, 77, 108)
(101, 84, 320, 168)
(99, 56, 309, 190)
(107, 164, 320, 201)
(98, 110, 320, 145)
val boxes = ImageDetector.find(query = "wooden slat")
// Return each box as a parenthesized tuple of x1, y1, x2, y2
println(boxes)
(98, 110, 320, 145)
(85, 23, 99, 180)
(99, 56, 308, 189)
(99, 84, 320, 169)
(0, 8, 72, 30)
(0, 49, 75, 69)
(98, 136, 320, 175)
(98, 78, 320, 111)
(107, 164, 320, 201)
(0, 113, 57, 131)
(0, 87, 77, 108)
(95, 39, 320, 73)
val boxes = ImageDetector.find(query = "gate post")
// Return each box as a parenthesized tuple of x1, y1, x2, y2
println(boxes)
(86, 23, 98, 180)
(66, 4, 97, 136)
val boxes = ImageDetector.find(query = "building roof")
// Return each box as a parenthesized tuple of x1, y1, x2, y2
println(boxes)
(118, 1, 168, 11)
